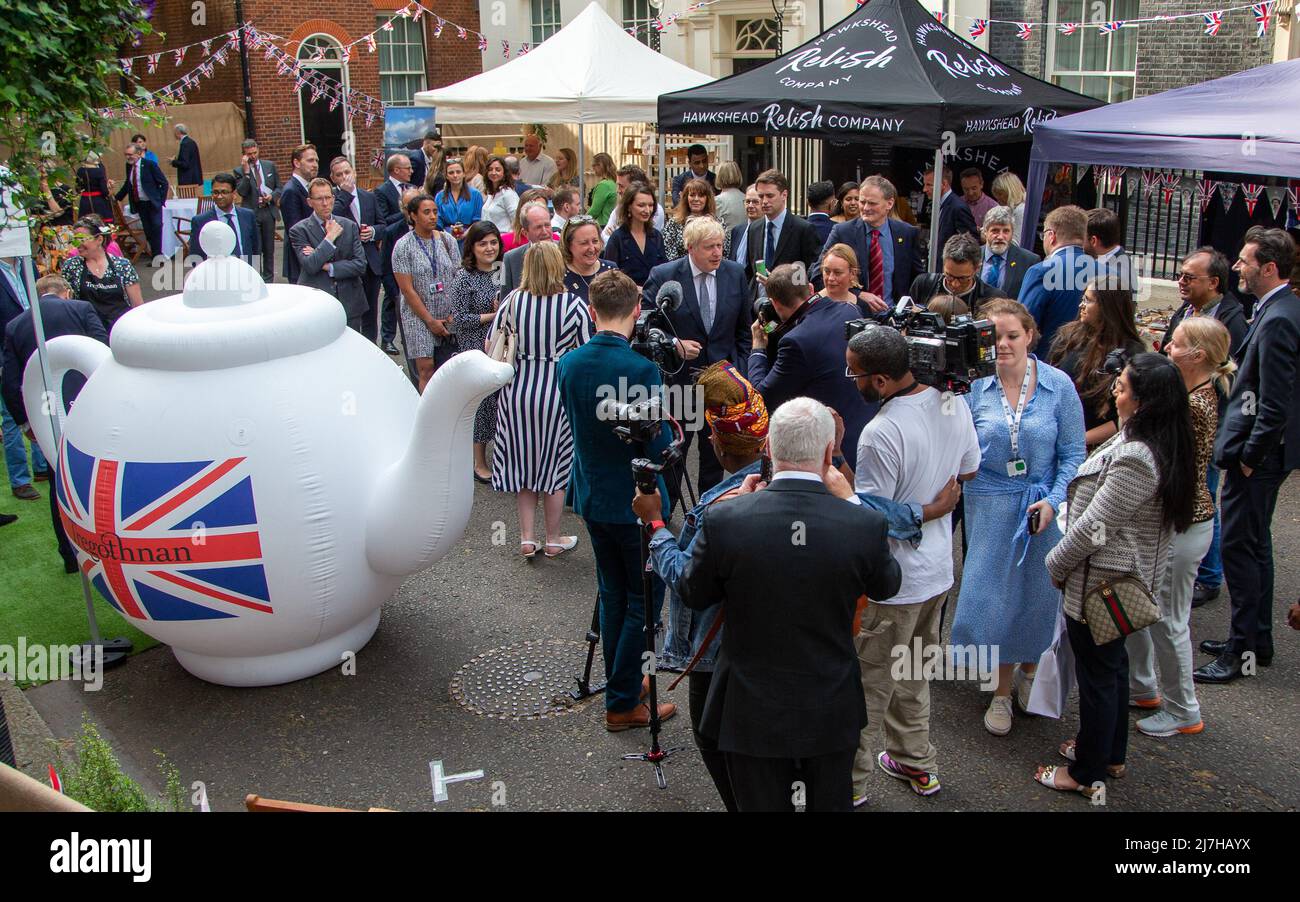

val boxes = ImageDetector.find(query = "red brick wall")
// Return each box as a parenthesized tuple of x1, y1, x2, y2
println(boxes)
(121, 1, 482, 181)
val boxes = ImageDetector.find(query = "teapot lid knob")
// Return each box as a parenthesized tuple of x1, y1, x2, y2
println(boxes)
(183, 219, 268, 308)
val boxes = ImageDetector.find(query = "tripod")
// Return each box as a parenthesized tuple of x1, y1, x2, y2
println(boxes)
(621, 516, 685, 789)
(569, 594, 606, 701)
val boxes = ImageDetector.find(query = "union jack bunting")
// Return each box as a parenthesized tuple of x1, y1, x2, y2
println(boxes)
(411, 3, 423, 20)
(146, 53, 160, 73)
(1203, 11, 1223, 35)
(1016, 22, 1032, 40)
(173, 48, 185, 66)
(367, 35, 377, 52)
(1195, 179, 1220, 212)
(519, 43, 530, 55)
(201, 39, 211, 56)
(381, 19, 394, 32)
(1058, 23, 1078, 36)
(1254, 3, 1272, 37)
(434, 19, 444, 38)
(56, 441, 271, 623)
(933, 11, 945, 24)
(502, 40, 510, 57)
(120, 58, 132, 76)
(1098, 21, 1125, 34)
(478, 35, 488, 51)
(969, 19, 987, 38)
(458, 27, 468, 40)
(1241, 183, 1264, 216)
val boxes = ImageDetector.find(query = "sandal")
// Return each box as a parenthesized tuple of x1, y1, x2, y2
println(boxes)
(1059, 740, 1126, 779)
(1033, 765, 1100, 798)
(544, 536, 578, 558)
(520, 540, 539, 560)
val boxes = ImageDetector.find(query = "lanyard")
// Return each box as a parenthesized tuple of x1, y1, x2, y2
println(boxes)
(414, 233, 439, 280)
(997, 357, 1034, 464)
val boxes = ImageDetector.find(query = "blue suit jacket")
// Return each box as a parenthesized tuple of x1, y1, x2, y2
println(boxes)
(1019, 245, 1091, 357)
(3, 296, 108, 426)
(935, 191, 979, 258)
(641, 257, 751, 385)
(280, 177, 311, 282)
(0, 268, 26, 336)
(333, 186, 383, 275)
(747, 298, 876, 459)
(171, 135, 203, 185)
(807, 212, 834, 245)
(115, 157, 169, 207)
(558, 332, 671, 524)
(189, 206, 260, 264)
(375, 180, 408, 227)
(814, 217, 923, 301)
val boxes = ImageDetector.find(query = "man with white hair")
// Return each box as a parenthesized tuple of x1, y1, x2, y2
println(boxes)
(980, 205, 1039, 299)
(844, 325, 980, 802)
(642, 216, 751, 496)
(672, 396, 902, 811)
(497, 201, 556, 299)
(169, 123, 203, 186)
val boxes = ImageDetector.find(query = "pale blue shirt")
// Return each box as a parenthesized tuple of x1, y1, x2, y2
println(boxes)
(762, 207, 788, 264)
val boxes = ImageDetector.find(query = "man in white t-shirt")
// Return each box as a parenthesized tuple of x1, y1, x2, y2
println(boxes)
(844, 324, 980, 802)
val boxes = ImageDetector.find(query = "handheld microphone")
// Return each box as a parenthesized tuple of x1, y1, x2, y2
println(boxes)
(655, 280, 683, 312)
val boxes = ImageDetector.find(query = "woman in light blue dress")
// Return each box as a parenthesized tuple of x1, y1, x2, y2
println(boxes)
(953, 299, 1086, 736)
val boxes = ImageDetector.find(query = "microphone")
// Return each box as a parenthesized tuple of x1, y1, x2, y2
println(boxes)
(654, 280, 683, 312)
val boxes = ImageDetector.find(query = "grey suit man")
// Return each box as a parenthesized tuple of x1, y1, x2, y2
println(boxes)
(980, 205, 1040, 299)
(233, 139, 281, 282)
(288, 178, 369, 331)
(496, 201, 557, 300)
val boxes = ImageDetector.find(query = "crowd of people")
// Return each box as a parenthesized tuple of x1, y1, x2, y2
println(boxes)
(5, 130, 1300, 814)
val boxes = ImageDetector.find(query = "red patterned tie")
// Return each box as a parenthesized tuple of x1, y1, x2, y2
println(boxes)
(868, 229, 884, 296)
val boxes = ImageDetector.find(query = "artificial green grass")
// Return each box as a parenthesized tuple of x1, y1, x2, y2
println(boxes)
(0, 456, 159, 685)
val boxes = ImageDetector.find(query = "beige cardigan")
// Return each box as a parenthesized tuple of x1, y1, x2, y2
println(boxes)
(1045, 431, 1174, 622)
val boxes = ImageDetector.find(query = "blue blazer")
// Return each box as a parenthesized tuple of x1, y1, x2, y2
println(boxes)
(814, 217, 923, 301)
(641, 257, 751, 384)
(189, 206, 260, 264)
(115, 157, 169, 207)
(3, 296, 108, 426)
(557, 332, 671, 525)
(807, 212, 834, 245)
(333, 186, 383, 275)
(1019, 245, 1092, 357)
(747, 298, 876, 460)
(935, 191, 979, 258)
(375, 179, 407, 227)
(171, 135, 203, 185)
(604, 226, 666, 287)
(279, 177, 311, 282)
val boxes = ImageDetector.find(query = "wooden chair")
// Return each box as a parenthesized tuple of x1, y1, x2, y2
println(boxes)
(244, 793, 394, 813)
(621, 126, 643, 165)
(110, 196, 150, 263)
(174, 184, 203, 200)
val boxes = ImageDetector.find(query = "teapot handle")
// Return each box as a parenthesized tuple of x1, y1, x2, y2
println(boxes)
(21, 335, 111, 464)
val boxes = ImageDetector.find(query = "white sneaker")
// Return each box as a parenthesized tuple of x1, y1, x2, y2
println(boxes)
(1013, 667, 1036, 713)
(984, 695, 1013, 736)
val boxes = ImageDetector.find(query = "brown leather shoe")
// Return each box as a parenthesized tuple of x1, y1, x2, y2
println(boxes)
(605, 702, 677, 732)
(12, 483, 40, 501)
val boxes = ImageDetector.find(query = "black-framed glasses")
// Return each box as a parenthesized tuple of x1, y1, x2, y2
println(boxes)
(845, 366, 866, 379)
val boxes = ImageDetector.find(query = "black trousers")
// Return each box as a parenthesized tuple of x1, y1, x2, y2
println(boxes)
(135, 200, 163, 259)
(1221, 446, 1289, 658)
(252, 208, 277, 282)
(688, 672, 737, 812)
(724, 747, 855, 812)
(358, 270, 383, 343)
(50, 484, 75, 565)
(1066, 616, 1128, 787)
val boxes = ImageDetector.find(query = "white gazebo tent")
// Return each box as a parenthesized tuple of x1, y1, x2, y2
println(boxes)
(413, 1, 712, 208)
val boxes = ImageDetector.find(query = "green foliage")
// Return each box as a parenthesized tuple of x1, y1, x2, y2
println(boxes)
(56, 718, 189, 812)
(0, 0, 157, 222)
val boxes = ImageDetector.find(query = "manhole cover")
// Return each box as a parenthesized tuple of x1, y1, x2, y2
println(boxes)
(450, 639, 605, 720)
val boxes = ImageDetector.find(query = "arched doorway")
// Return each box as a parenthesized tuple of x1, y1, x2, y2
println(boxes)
(297, 35, 350, 165)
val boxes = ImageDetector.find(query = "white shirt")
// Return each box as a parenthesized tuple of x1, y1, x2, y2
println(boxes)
(854, 386, 980, 605)
(292, 173, 310, 191)
(482, 187, 520, 234)
(1255, 281, 1290, 316)
(771, 470, 862, 505)
(518, 152, 557, 187)
(551, 212, 569, 232)
(601, 203, 667, 242)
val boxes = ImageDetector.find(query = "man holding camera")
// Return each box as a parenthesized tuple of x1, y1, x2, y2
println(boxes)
(662, 397, 901, 811)
(559, 270, 678, 731)
(845, 325, 980, 799)
(642, 218, 751, 496)
(748, 264, 875, 460)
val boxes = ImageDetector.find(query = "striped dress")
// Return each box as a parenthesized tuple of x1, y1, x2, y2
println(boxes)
(487, 288, 594, 493)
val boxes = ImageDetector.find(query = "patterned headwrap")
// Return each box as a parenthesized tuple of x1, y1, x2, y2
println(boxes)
(699, 361, 768, 455)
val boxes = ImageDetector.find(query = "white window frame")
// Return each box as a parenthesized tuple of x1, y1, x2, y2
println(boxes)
(1044, 0, 1138, 103)
(530, 0, 562, 44)
(296, 34, 351, 148)
(623, 0, 654, 46)
(376, 14, 427, 107)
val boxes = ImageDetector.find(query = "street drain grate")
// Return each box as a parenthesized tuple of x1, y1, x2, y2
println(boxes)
(450, 639, 604, 720)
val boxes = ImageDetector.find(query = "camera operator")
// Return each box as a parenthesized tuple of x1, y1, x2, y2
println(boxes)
(749, 264, 874, 459)
(558, 270, 678, 731)
(843, 325, 980, 800)
(643, 217, 752, 497)
(656, 397, 901, 811)
(907, 233, 1008, 312)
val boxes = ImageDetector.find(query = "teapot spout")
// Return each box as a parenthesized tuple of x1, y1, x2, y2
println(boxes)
(365, 350, 514, 576)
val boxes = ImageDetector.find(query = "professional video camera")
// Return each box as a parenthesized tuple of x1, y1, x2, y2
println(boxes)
(600, 395, 689, 505)
(845, 296, 997, 394)
(632, 281, 684, 373)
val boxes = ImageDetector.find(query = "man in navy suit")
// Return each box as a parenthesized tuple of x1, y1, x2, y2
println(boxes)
(114, 143, 169, 259)
(408, 131, 443, 194)
(980, 206, 1039, 299)
(806, 180, 836, 245)
(922, 165, 978, 267)
(279, 143, 318, 284)
(189, 173, 259, 265)
(643, 218, 751, 496)
(743, 170, 822, 297)
(376, 154, 415, 227)
(747, 264, 875, 460)
(1018, 204, 1092, 356)
(814, 177, 923, 310)
(1197, 228, 1300, 684)
(1085, 207, 1140, 294)
(169, 124, 203, 186)
(3, 273, 109, 572)
(329, 156, 386, 346)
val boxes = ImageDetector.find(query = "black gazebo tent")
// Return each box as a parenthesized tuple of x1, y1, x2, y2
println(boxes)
(658, 0, 1103, 265)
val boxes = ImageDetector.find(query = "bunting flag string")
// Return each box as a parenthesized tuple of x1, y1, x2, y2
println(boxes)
(1016, 22, 1033, 40)
(968, 19, 987, 38)
(1203, 11, 1224, 34)
(1241, 183, 1265, 216)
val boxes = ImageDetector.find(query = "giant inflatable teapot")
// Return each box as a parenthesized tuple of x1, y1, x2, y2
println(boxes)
(23, 222, 513, 686)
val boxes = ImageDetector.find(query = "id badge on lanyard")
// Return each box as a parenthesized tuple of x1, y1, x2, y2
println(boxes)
(1000, 359, 1033, 478)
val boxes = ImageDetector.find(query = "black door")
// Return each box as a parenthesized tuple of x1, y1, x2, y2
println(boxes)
(300, 70, 346, 165)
